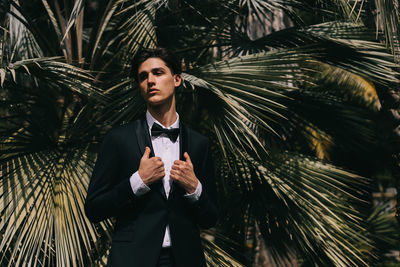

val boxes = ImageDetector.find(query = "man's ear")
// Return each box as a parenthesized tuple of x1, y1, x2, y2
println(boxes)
(174, 74, 182, 87)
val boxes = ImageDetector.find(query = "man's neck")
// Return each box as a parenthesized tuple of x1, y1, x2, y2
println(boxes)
(147, 103, 177, 128)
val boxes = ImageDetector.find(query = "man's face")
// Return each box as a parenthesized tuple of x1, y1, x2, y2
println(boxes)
(137, 57, 181, 107)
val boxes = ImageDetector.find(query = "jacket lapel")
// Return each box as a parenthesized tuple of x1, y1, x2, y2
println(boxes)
(169, 122, 190, 200)
(134, 117, 155, 157)
(179, 121, 189, 161)
(134, 117, 167, 200)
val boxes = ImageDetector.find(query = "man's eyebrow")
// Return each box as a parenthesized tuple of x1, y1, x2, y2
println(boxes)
(139, 67, 166, 75)
(151, 67, 166, 72)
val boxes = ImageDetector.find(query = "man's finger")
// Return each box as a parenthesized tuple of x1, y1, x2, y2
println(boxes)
(171, 169, 180, 175)
(184, 152, 192, 164)
(156, 165, 164, 172)
(155, 160, 164, 167)
(171, 164, 180, 170)
(142, 146, 151, 159)
(173, 160, 184, 166)
(157, 171, 165, 178)
(170, 172, 178, 181)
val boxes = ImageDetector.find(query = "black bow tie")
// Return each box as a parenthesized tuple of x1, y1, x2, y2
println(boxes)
(151, 123, 179, 142)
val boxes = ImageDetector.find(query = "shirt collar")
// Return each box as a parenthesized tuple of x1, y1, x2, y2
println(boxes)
(146, 110, 179, 129)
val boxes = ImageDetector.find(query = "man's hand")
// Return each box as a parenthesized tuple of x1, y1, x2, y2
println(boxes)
(138, 146, 165, 185)
(170, 152, 198, 194)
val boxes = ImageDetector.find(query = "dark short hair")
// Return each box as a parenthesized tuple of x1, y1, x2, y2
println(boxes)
(130, 47, 181, 81)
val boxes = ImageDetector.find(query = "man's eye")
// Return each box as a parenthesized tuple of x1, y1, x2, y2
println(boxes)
(139, 73, 147, 81)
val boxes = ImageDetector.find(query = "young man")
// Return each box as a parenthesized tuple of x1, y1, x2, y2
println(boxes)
(84, 48, 218, 267)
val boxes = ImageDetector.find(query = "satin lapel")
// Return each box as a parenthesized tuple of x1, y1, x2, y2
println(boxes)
(134, 117, 167, 200)
(134, 117, 155, 157)
(180, 121, 191, 160)
(170, 122, 190, 200)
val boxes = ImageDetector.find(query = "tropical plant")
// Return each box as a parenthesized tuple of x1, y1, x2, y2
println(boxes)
(0, 0, 399, 266)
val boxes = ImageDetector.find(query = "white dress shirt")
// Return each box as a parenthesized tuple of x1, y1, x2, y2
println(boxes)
(129, 111, 202, 247)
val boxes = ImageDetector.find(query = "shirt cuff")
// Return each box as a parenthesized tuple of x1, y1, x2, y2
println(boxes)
(184, 180, 202, 202)
(129, 171, 150, 196)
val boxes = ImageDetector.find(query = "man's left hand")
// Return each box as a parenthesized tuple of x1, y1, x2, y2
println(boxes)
(170, 152, 198, 194)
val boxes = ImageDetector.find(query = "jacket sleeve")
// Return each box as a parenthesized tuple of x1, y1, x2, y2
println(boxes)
(84, 130, 137, 223)
(190, 139, 219, 229)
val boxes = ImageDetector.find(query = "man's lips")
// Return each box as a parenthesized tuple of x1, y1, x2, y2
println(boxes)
(148, 88, 159, 94)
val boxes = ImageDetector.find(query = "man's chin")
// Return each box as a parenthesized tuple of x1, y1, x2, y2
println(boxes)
(146, 99, 164, 107)
(145, 95, 175, 109)
(145, 96, 160, 103)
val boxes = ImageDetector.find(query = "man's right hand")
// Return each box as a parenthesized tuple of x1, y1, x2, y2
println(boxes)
(138, 146, 165, 185)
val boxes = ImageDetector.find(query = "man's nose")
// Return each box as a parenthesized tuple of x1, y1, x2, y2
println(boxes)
(147, 73, 156, 85)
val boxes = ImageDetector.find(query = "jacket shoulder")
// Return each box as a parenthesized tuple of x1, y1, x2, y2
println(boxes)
(100, 119, 142, 147)
(106, 119, 142, 136)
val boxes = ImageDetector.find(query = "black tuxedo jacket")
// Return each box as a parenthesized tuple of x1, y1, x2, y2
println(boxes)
(84, 117, 218, 267)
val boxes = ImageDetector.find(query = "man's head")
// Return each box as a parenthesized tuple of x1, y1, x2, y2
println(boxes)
(130, 48, 182, 107)
(130, 47, 182, 82)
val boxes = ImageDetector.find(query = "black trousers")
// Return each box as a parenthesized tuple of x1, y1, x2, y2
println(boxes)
(157, 248, 175, 267)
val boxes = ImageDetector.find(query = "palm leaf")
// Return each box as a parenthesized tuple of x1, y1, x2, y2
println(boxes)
(62, 0, 85, 42)
(2, 57, 103, 99)
(373, 0, 400, 60)
(217, 149, 370, 266)
(202, 230, 246, 267)
(0, 80, 111, 266)
(90, 0, 161, 71)
(0, 149, 112, 266)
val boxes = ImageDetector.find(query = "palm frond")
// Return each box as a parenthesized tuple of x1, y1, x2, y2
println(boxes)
(0, 148, 112, 266)
(0, 78, 112, 266)
(202, 230, 246, 267)
(219, 22, 399, 88)
(315, 62, 381, 109)
(8, 3, 42, 59)
(40, 0, 63, 41)
(90, 77, 146, 126)
(90, 0, 161, 70)
(374, 0, 400, 60)
(175, 48, 387, 265)
(219, 149, 370, 266)
(367, 203, 400, 247)
(62, 0, 85, 42)
(3, 57, 104, 99)
(88, 1, 119, 65)
(9, 1, 60, 56)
